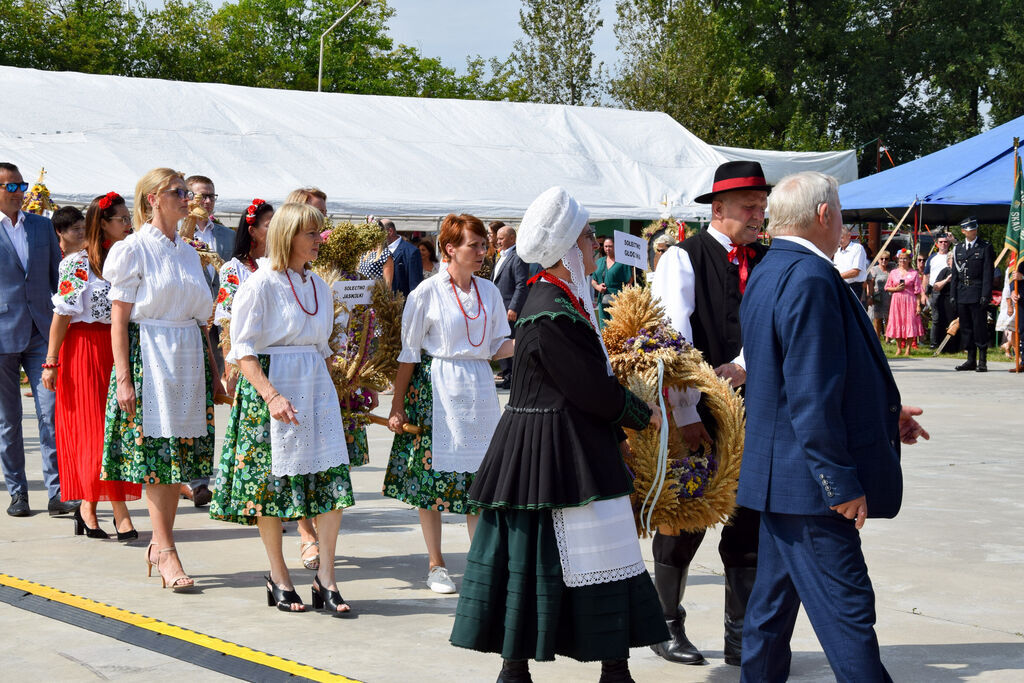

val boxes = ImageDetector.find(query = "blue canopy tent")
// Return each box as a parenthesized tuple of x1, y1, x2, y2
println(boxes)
(840, 115, 1024, 225)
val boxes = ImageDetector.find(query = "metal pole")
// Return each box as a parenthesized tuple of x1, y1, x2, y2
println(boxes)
(1013, 137, 1021, 373)
(318, 0, 368, 93)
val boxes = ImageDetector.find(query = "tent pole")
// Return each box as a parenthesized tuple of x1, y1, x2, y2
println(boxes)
(1013, 137, 1021, 374)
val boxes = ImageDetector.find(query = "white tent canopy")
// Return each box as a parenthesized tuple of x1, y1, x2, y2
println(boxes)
(712, 145, 858, 185)
(1, 66, 856, 222)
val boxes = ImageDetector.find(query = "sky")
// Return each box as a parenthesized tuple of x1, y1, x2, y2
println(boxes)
(385, 0, 621, 75)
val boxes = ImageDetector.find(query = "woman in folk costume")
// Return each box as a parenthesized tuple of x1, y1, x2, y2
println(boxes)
(42, 192, 141, 540)
(384, 213, 513, 594)
(449, 187, 667, 683)
(101, 168, 224, 592)
(210, 202, 355, 615)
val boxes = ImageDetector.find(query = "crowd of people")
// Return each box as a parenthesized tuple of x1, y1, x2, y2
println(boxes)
(0, 154, 978, 682)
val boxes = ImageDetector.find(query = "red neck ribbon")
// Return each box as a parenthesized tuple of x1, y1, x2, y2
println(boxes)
(728, 243, 755, 294)
(528, 270, 593, 329)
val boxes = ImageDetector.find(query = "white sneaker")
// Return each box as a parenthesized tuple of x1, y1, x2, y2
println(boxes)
(426, 566, 457, 594)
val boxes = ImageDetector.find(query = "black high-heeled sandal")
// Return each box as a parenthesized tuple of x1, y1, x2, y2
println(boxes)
(266, 576, 306, 613)
(311, 575, 352, 617)
(117, 528, 139, 542)
(73, 509, 109, 539)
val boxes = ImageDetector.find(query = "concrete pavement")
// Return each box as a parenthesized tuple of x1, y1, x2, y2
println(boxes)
(0, 355, 1021, 681)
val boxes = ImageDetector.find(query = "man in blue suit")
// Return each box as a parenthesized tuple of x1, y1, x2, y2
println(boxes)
(381, 218, 423, 297)
(738, 172, 929, 682)
(0, 162, 78, 517)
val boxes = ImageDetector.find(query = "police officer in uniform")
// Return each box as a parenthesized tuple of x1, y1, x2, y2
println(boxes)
(650, 161, 770, 666)
(951, 216, 995, 372)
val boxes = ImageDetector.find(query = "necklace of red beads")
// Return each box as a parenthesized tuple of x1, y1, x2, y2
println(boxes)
(450, 274, 486, 347)
(286, 269, 318, 316)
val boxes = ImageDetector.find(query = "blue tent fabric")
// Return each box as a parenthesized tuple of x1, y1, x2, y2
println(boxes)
(840, 115, 1024, 224)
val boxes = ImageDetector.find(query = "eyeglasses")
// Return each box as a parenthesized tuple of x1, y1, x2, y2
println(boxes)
(656, 249, 667, 254)
(195, 193, 217, 201)
(163, 188, 193, 200)
(579, 229, 596, 241)
(106, 216, 132, 225)
(3, 182, 29, 193)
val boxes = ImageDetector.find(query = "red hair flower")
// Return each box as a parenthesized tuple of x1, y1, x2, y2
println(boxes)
(97, 191, 121, 211)
(245, 198, 266, 225)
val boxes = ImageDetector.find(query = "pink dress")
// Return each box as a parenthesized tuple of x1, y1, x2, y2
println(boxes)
(885, 268, 925, 339)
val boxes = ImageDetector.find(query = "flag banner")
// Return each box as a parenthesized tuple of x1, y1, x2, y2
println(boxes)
(1005, 155, 1023, 256)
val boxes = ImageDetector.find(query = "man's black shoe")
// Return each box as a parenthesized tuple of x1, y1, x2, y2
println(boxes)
(48, 494, 80, 516)
(7, 493, 30, 517)
(976, 362, 988, 372)
(955, 361, 977, 371)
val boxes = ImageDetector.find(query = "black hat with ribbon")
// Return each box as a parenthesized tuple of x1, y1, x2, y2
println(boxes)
(695, 160, 773, 204)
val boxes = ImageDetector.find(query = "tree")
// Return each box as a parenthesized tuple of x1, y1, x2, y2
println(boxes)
(511, 0, 605, 105)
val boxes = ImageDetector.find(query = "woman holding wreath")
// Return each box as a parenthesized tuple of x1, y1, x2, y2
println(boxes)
(101, 169, 223, 591)
(384, 213, 513, 595)
(449, 187, 666, 683)
(42, 192, 141, 539)
(210, 202, 355, 615)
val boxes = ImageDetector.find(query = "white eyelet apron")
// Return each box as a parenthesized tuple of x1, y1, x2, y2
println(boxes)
(430, 357, 502, 473)
(138, 318, 208, 439)
(265, 345, 348, 477)
(551, 496, 647, 587)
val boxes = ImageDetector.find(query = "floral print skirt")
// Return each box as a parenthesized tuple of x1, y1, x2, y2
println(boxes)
(101, 323, 214, 486)
(210, 355, 354, 526)
(382, 355, 478, 515)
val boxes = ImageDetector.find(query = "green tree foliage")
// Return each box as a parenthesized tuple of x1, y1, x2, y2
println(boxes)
(511, 0, 605, 105)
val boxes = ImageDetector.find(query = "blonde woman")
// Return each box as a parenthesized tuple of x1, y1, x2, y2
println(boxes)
(101, 168, 222, 591)
(211, 203, 355, 615)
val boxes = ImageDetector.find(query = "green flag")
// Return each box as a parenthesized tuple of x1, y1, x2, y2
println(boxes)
(1006, 155, 1023, 256)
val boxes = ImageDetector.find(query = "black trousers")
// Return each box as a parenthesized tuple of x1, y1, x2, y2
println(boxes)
(957, 301, 989, 350)
(652, 505, 760, 569)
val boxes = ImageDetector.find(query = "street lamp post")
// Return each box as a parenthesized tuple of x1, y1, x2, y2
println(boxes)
(318, 0, 369, 93)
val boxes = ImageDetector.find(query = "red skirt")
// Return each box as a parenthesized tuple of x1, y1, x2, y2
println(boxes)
(56, 322, 142, 502)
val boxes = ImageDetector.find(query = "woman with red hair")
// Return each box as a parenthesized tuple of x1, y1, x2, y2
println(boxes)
(42, 192, 141, 539)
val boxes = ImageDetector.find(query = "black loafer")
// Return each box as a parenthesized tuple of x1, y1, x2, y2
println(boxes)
(7, 493, 30, 517)
(192, 484, 213, 507)
(48, 494, 80, 516)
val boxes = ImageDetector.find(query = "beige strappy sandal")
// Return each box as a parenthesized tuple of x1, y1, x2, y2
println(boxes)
(300, 541, 320, 570)
(158, 546, 196, 592)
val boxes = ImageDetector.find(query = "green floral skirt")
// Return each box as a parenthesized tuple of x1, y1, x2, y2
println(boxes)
(382, 356, 478, 515)
(210, 355, 354, 526)
(347, 423, 369, 467)
(101, 323, 214, 485)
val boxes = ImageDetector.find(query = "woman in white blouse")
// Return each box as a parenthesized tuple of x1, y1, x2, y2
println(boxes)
(385, 214, 514, 594)
(101, 168, 222, 593)
(210, 202, 355, 615)
(42, 192, 141, 539)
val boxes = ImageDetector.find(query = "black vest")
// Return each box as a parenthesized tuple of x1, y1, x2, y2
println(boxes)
(678, 230, 767, 368)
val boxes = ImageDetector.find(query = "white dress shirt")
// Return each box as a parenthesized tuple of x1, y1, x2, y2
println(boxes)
(1, 210, 29, 270)
(832, 240, 868, 283)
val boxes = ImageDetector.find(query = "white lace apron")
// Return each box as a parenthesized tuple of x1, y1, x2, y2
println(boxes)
(138, 318, 207, 439)
(265, 345, 347, 477)
(429, 357, 502, 473)
(551, 496, 647, 587)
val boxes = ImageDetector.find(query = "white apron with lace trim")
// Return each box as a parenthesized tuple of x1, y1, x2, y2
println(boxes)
(138, 318, 208, 439)
(551, 496, 647, 587)
(265, 345, 348, 477)
(430, 357, 502, 473)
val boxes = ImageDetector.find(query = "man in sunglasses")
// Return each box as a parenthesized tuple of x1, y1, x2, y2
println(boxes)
(923, 233, 953, 349)
(0, 162, 78, 518)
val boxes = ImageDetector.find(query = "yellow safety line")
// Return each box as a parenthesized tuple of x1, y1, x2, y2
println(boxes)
(0, 573, 357, 683)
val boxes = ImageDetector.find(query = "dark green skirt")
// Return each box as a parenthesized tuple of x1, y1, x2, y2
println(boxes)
(450, 508, 668, 662)
(382, 356, 478, 514)
(210, 355, 354, 526)
(101, 322, 214, 485)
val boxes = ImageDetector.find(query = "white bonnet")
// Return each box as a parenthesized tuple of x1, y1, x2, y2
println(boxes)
(516, 186, 590, 268)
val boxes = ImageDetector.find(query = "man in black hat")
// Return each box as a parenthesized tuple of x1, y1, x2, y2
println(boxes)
(951, 216, 994, 371)
(650, 160, 770, 666)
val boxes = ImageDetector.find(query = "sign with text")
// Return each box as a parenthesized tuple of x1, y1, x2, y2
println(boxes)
(331, 280, 376, 306)
(613, 230, 649, 270)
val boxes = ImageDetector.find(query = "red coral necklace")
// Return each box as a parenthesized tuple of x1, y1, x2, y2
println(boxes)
(450, 275, 486, 347)
(285, 270, 318, 316)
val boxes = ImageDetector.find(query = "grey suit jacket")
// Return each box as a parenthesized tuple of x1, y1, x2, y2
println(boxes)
(492, 245, 531, 314)
(0, 212, 61, 353)
(197, 220, 237, 296)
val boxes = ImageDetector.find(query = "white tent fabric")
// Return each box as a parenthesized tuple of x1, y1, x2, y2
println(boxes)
(1, 66, 857, 220)
(712, 145, 859, 185)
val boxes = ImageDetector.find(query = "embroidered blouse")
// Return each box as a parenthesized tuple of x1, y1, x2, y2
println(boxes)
(51, 250, 112, 324)
(214, 257, 256, 325)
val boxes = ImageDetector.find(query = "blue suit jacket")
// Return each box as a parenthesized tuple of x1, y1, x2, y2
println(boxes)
(492, 245, 530, 314)
(0, 212, 60, 353)
(737, 239, 904, 518)
(391, 237, 423, 297)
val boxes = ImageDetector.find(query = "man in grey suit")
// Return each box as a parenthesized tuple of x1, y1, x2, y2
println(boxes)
(492, 225, 530, 389)
(0, 162, 78, 517)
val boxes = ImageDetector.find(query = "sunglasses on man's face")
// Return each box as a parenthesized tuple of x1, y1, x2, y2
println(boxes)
(3, 182, 29, 193)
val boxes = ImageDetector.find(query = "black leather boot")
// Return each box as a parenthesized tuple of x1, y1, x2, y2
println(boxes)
(496, 659, 532, 683)
(976, 346, 988, 372)
(723, 567, 757, 666)
(649, 562, 705, 664)
(956, 346, 977, 371)
(599, 659, 635, 683)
